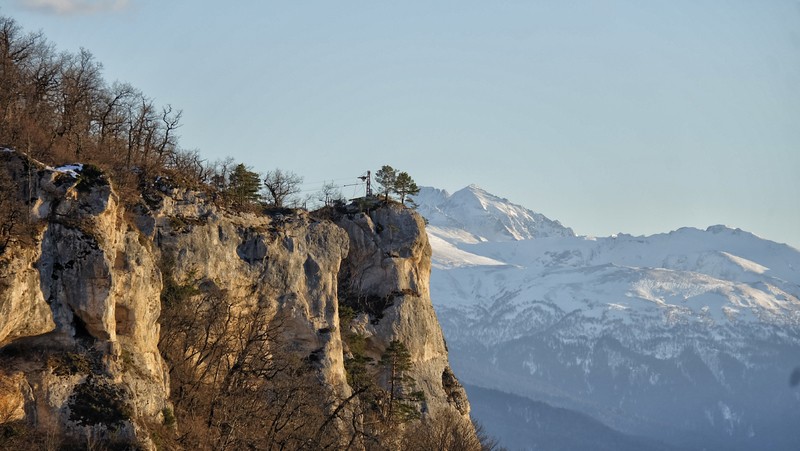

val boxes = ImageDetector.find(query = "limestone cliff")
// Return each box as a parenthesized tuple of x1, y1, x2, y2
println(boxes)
(147, 187, 352, 401)
(336, 204, 470, 418)
(0, 154, 167, 445)
(0, 152, 470, 448)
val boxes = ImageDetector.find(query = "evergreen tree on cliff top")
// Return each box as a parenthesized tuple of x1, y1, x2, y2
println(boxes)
(227, 163, 262, 207)
(394, 171, 419, 205)
(375, 165, 419, 205)
(375, 165, 397, 202)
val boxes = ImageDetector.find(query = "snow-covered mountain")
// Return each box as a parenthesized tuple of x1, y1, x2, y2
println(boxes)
(412, 186, 800, 451)
(415, 185, 575, 244)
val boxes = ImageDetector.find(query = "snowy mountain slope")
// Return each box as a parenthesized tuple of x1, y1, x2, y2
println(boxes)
(426, 231, 506, 269)
(433, 236, 800, 326)
(453, 227, 800, 287)
(415, 185, 800, 451)
(432, 262, 800, 344)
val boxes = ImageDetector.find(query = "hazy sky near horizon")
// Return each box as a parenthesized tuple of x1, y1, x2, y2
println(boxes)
(4, 0, 800, 248)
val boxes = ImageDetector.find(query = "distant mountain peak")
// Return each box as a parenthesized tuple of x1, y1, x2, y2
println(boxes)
(412, 185, 575, 243)
(454, 184, 511, 203)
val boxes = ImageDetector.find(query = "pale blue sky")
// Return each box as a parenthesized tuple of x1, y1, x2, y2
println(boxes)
(4, 0, 799, 248)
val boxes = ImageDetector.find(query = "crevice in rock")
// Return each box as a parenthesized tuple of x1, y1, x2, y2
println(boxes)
(115, 305, 132, 336)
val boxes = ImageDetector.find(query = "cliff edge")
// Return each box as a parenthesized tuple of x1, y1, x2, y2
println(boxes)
(0, 152, 472, 449)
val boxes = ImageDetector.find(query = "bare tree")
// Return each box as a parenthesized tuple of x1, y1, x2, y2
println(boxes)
(0, 16, 57, 157)
(0, 15, 201, 204)
(262, 169, 303, 208)
(154, 104, 182, 164)
(166, 149, 209, 188)
(400, 408, 484, 451)
(96, 82, 135, 147)
(158, 269, 341, 450)
(312, 181, 344, 209)
(56, 48, 103, 159)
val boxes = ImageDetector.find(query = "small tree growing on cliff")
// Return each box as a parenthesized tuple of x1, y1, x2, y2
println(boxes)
(375, 165, 420, 205)
(379, 340, 425, 424)
(315, 181, 345, 208)
(375, 165, 397, 202)
(226, 163, 262, 207)
(262, 168, 303, 208)
(394, 171, 419, 205)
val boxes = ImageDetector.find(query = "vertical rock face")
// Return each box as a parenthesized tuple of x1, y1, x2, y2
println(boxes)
(0, 155, 56, 347)
(0, 244, 53, 347)
(0, 152, 471, 447)
(336, 203, 471, 418)
(0, 155, 168, 445)
(148, 189, 351, 397)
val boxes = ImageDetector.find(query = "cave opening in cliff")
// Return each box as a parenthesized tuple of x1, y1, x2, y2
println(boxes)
(71, 310, 93, 341)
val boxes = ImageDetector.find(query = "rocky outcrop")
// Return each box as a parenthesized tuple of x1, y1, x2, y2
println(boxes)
(148, 189, 352, 398)
(336, 203, 471, 418)
(0, 152, 471, 447)
(0, 154, 168, 446)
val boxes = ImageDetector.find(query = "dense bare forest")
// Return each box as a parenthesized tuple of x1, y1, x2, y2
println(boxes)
(0, 13, 278, 243)
(0, 16, 187, 181)
(0, 13, 307, 253)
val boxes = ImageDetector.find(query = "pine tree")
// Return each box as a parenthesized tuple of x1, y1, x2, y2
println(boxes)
(226, 163, 262, 207)
(379, 340, 425, 424)
(375, 165, 397, 202)
(394, 171, 419, 205)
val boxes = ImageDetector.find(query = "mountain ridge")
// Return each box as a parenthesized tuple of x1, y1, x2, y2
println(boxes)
(415, 184, 800, 451)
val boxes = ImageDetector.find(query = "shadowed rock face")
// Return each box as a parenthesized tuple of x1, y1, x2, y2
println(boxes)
(0, 153, 471, 447)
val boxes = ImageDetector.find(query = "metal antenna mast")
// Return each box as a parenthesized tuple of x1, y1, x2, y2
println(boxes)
(358, 171, 372, 197)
